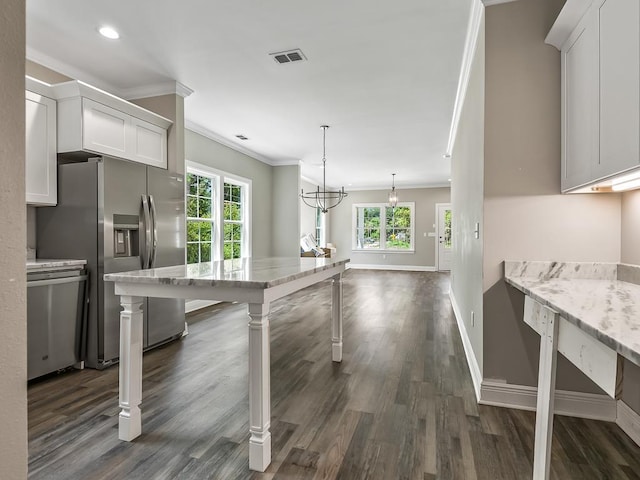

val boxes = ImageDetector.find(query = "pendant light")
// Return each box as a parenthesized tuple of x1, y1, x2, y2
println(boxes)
(300, 125, 348, 213)
(388, 173, 398, 208)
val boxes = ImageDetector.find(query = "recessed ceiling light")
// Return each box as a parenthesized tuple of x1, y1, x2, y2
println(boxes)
(448, 178, 452, 182)
(99, 26, 120, 40)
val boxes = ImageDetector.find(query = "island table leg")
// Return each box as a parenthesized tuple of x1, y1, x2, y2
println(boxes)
(331, 273, 343, 362)
(532, 304, 559, 480)
(248, 302, 271, 472)
(118, 295, 144, 441)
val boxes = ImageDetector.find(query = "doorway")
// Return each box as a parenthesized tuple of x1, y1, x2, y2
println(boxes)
(436, 203, 452, 271)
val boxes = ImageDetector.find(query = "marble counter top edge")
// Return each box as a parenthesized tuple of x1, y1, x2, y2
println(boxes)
(504, 275, 640, 367)
(104, 258, 350, 290)
(27, 259, 87, 271)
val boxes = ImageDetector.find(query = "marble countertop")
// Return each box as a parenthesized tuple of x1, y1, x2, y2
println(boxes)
(104, 256, 350, 290)
(504, 261, 640, 367)
(27, 259, 87, 272)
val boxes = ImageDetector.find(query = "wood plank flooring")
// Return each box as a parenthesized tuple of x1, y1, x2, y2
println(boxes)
(27, 270, 640, 479)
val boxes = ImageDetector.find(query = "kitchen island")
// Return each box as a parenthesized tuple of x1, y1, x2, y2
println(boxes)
(104, 256, 349, 472)
(505, 261, 640, 480)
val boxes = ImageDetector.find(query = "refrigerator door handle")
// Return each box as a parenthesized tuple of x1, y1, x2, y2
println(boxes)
(149, 194, 158, 268)
(141, 194, 152, 269)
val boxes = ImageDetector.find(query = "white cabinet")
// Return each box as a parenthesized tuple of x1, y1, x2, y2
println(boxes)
(55, 81, 170, 169)
(25, 90, 57, 206)
(561, 9, 598, 191)
(549, 0, 640, 192)
(595, 0, 640, 179)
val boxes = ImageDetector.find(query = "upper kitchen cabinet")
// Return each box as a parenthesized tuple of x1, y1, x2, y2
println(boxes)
(548, 0, 640, 193)
(26, 78, 57, 206)
(54, 81, 172, 169)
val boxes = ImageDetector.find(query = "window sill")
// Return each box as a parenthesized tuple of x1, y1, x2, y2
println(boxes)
(351, 249, 415, 254)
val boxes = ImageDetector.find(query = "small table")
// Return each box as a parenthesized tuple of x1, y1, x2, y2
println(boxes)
(104, 256, 349, 472)
(504, 261, 640, 480)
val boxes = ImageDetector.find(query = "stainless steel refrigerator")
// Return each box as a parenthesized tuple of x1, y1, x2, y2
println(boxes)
(37, 156, 185, 369)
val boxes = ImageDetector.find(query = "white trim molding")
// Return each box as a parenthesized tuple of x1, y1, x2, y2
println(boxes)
(617, 400, 640, 447)
(482, 0, 520, 6)
(347, 263, 435, 272)
(480, 380, 617, 422)
(123, 81, 194, 100)
(449, 290, 482, 401)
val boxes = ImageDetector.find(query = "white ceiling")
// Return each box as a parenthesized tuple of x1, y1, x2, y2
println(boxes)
(26, 0, 472, 190)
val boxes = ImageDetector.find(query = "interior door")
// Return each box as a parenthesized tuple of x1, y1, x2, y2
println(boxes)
(436, 203, 452, 272)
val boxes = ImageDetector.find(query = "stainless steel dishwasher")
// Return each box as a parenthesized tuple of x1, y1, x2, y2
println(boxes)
(27, 265, 89, 380)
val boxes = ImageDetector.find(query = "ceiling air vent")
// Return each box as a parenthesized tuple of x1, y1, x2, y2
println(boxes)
(235, 134, 249, 141)
(270, 49, 307, 64)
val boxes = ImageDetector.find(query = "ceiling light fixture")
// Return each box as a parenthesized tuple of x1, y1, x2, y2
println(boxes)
(99, 26, 120, 40)
(388, 173, 398, 208)
(300, 125, 348, 213)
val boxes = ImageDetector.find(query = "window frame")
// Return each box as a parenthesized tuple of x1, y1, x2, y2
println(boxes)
(315, 206, 326, 248)
(352, 202, 415, 253)
(185, 160, 252, 262)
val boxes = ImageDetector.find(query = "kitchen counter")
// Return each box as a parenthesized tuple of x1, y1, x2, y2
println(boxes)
(505, 261, 640, 366)
(104, 256, 349, 472)
(27, 259, 87, 272)
(504, 260, 640, 479)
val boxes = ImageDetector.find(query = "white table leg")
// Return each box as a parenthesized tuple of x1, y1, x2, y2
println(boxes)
(118, 295, 144, 441)
(331, 273, 343, 362)
(532, 304, 559, 480)
(248, 302, 271, 472)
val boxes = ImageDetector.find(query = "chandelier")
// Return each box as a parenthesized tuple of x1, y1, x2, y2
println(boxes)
(388, 173, 398, 208)
(300, 125, 348, 213)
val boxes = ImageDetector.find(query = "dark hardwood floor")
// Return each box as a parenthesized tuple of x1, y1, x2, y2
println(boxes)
(28, 270, 640, 479)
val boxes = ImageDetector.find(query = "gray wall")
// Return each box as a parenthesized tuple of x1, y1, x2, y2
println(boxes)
(185, 129, 274, 258)
(482, 0, 621, 392)
(0, 0, 28, 476)
(450, 12, 485, 374)
(330, 187, 450, 268)
(271, 165, 300, 257)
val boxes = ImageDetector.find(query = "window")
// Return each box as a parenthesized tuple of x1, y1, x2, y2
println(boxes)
(186, 161, 251, 263)
(353, 202, 415, 252)
(186, 172, 214, 264)
(223, 182, 244, 260)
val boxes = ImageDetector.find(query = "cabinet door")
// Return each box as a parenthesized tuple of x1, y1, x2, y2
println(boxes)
(596, 0, 640, 179)
(26, 91, 57, 205)
(82, 98, 129, 158)
(561, 10, 598, 192)
(130, 116, 168, 169)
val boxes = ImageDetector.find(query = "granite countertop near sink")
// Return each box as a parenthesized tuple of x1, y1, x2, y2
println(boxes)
(504, 260, 640, 367)
(27, 259, 87, 272)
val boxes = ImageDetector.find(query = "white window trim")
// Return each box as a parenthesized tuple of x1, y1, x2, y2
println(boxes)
(316, 207, 326, 248)
(186, 160, 252, 261)
(352, 202, 415, 253)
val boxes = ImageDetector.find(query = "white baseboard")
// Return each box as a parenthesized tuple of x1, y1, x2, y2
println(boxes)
(347, 263, 436, 272)
(617, 400, 640, 447)
(185, 299, 220, 314)
(480, 380, 617, 422)
(449, 290, 482, 401)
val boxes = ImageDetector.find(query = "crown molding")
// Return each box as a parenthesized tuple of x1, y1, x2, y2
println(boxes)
(445, 0, 484, 157)
(122, 81, 194, 100)
(482, 0, 520, 6)
(185, 120, 278, 166)
(341, 183, 451, 192)
(545, 0, 591, 50)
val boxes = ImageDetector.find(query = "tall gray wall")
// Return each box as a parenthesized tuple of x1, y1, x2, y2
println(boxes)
(271, 165, 300, 257)
(450, 11, 485, 375)
(0, 0, 28, 476)
(185, 129, 274, 258)
(329, 187, 450, 268)
(482, 0, 621, 392)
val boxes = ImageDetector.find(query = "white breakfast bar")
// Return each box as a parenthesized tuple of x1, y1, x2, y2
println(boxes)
(104, 256, 349, 472)
(504, 261, 640, 480)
